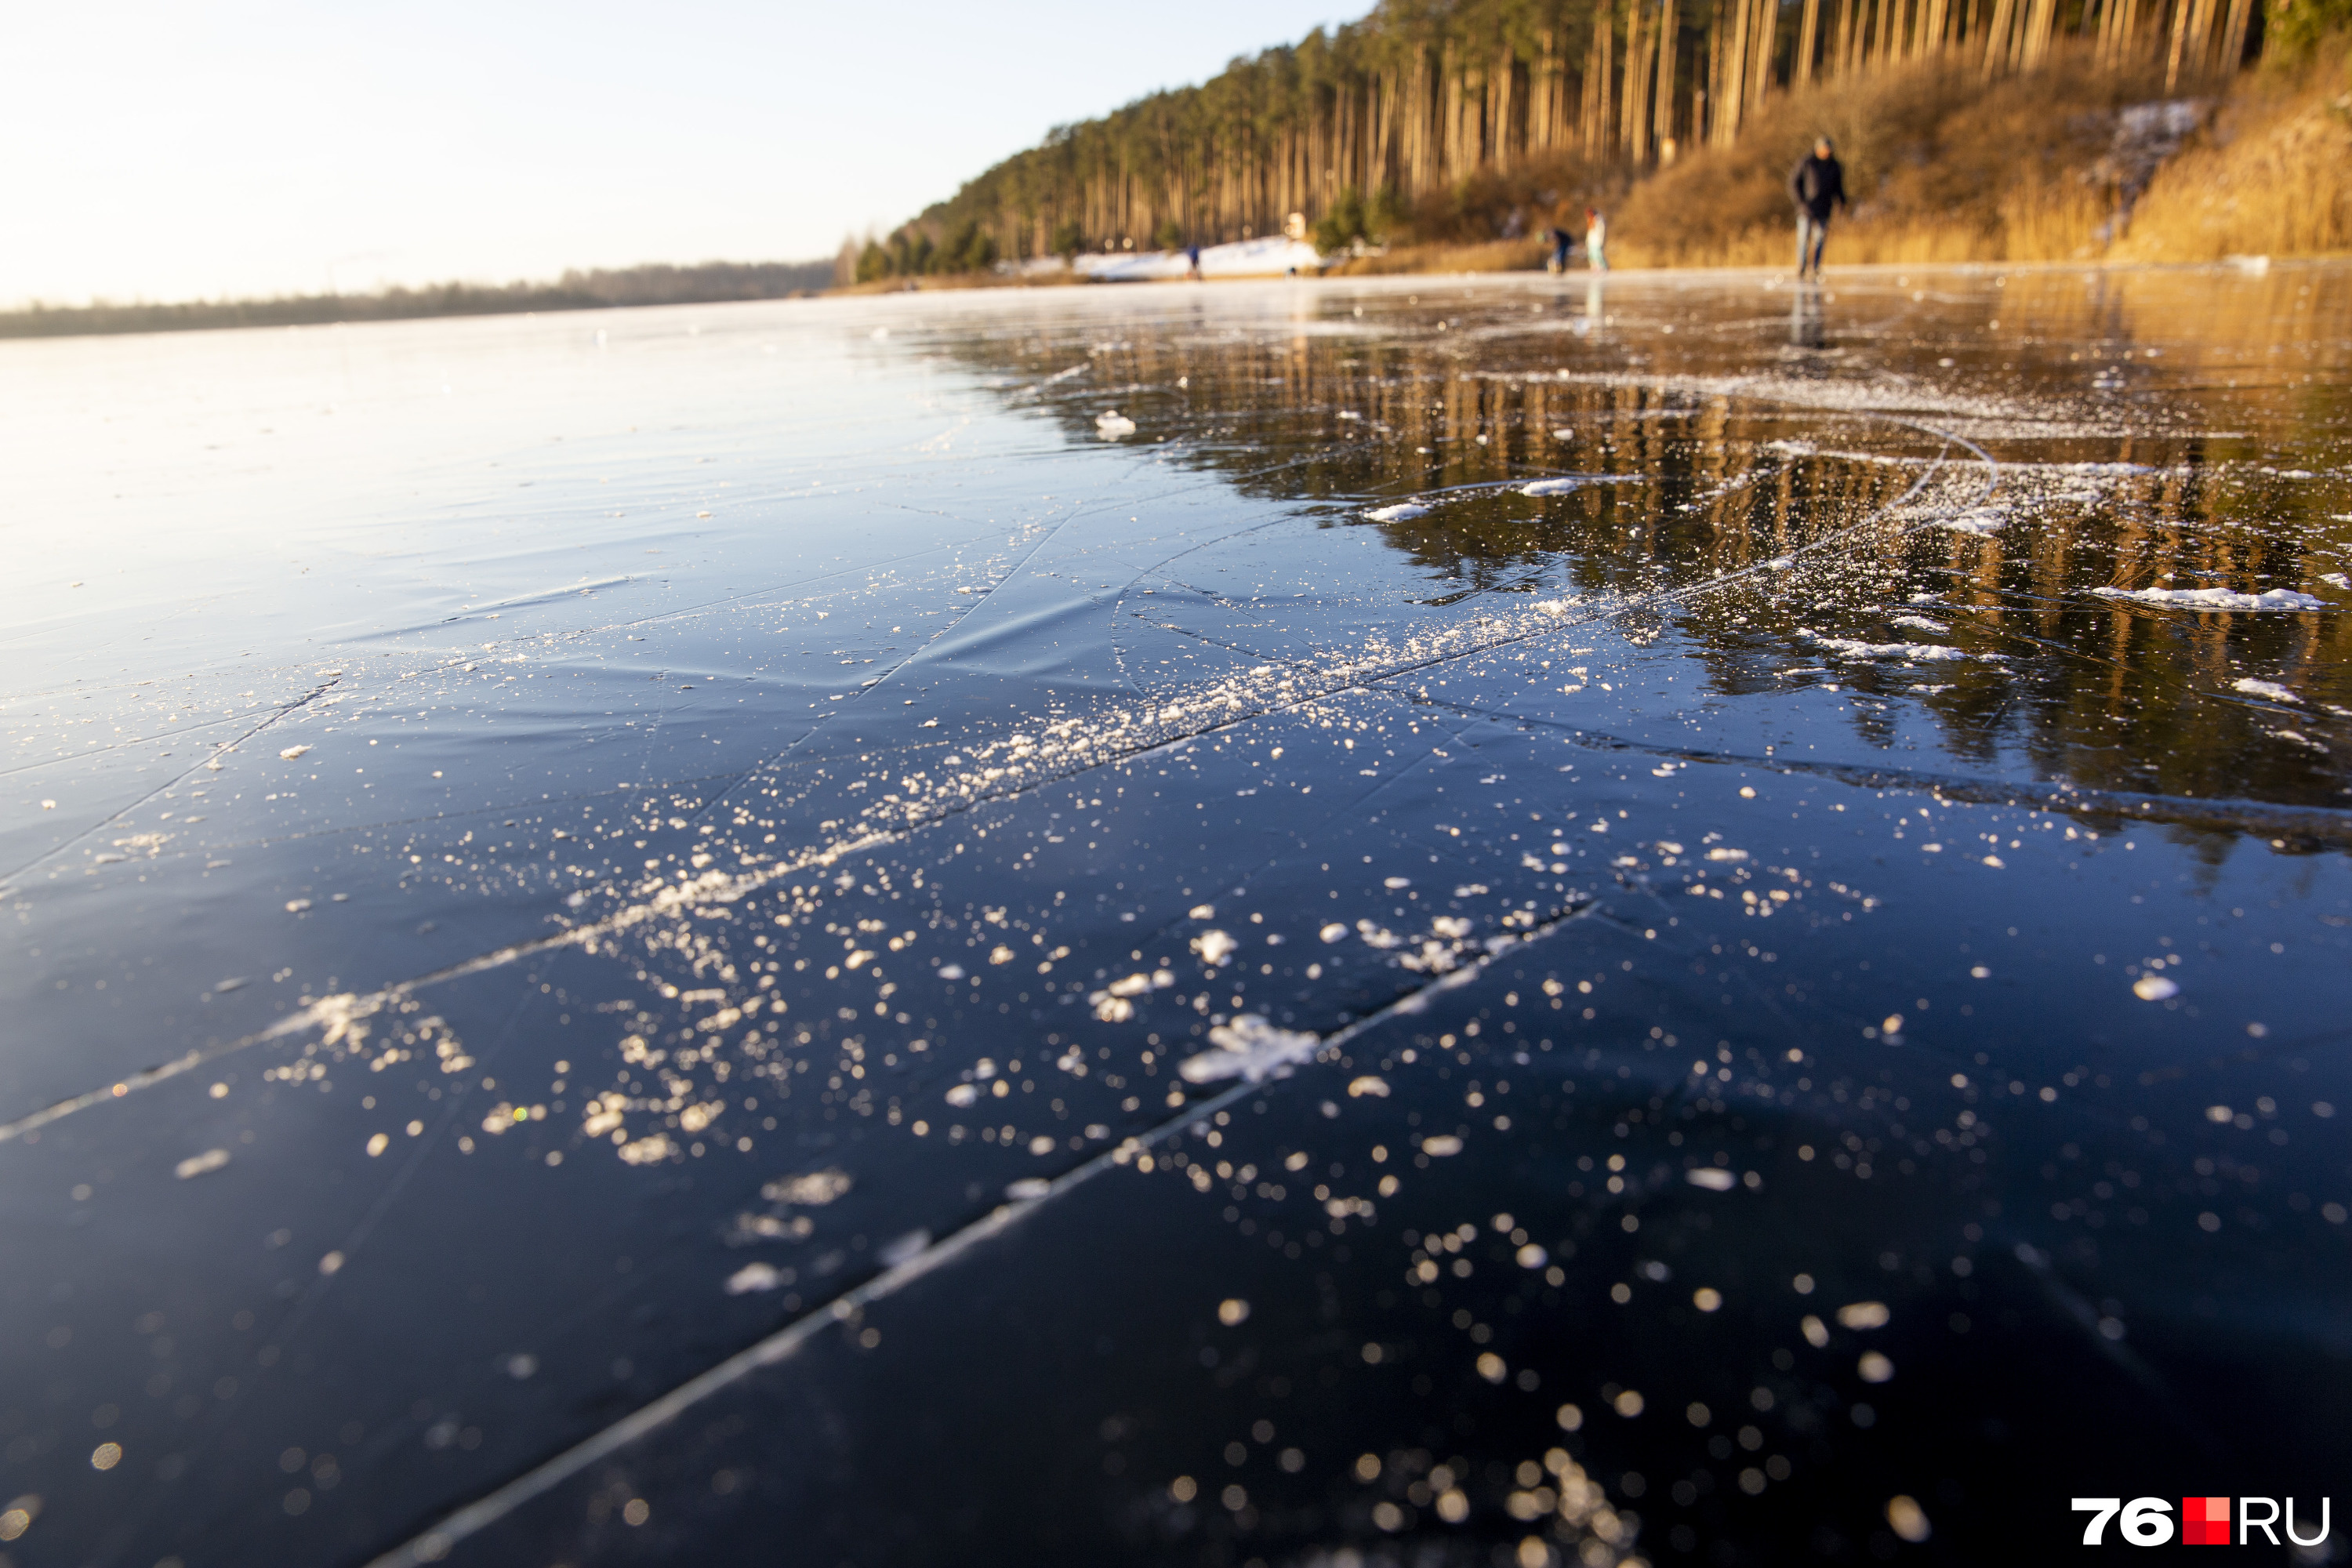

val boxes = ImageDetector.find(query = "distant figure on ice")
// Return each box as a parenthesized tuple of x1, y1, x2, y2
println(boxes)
(1584, 208, 1609, 271)
(1186, 244, 1203, 281)
(1548, 226, 1573, 274)
(1790, 136, 1847, 280)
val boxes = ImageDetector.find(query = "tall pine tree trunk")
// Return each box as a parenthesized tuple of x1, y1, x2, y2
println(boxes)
(1719, 0, 1750, 143)
(1980, 0, 2016, 76)
(1752, 0, 1779, 105)
(2219, 0, 2252, 71)
(2164, 0, 2190, 89)
(1655, 0, 1681, 158)
(1621, 1, 1653, 164)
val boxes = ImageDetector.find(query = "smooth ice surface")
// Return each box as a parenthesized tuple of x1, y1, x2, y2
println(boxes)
(2, 265, 2349, 1568)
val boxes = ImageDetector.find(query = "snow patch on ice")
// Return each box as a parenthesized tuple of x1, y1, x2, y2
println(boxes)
(1936, 510, 2006, 536)
(1806, 633, 1971, 662)
(1074, 235, 1326, 281)
(2094, 586, 2323, 612)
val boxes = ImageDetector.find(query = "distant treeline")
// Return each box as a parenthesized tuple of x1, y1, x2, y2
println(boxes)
(0, 260, 838, 340)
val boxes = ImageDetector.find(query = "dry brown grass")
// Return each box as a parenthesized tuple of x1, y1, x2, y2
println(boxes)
(2118, 52, 2352, 260)
(1609, 47, 2181, 267)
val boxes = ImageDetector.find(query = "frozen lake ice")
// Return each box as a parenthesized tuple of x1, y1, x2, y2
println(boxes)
(2, 265, 2347, 1566)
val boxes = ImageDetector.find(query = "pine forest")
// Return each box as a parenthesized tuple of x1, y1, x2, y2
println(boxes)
(864, 0, 2299, 276)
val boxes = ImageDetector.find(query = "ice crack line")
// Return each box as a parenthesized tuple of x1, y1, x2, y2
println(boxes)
(358, 893, 1603, 1568)
(0, 677, 343, 889)
(1422, 694, 2352, 846)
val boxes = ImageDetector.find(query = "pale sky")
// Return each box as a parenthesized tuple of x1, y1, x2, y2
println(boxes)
(0, 1, 1369, 307)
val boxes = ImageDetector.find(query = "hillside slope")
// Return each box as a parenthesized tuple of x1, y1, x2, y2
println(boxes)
(869, 0, 2347, 278)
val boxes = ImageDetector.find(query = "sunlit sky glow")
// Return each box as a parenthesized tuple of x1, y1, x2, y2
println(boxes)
(1, 0, 1367, 307)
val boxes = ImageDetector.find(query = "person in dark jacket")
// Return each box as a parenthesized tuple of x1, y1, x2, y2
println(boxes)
(1789, 137, 1847, 280)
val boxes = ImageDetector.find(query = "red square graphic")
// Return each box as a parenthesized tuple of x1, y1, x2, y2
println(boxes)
(2183, 1496, 2233, 1545)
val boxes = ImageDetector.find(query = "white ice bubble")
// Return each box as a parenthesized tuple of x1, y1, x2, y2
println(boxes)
(173, 1149, 231, 1181)
(877, 1229, 932, 1265)
(724, 1262, 787, 1295)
